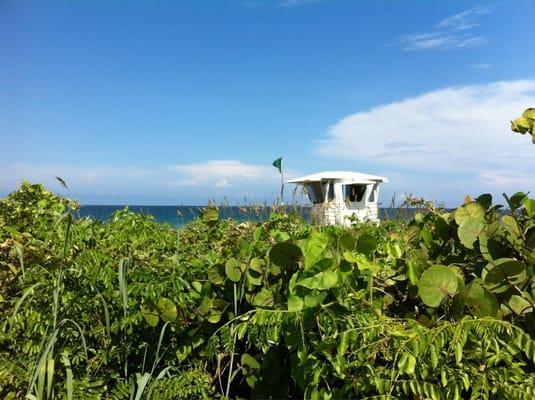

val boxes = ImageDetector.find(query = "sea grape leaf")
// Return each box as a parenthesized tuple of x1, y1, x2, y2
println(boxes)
(502, 215, 522, 238)
(356, 233, 377, 256)
(475, 194, 493, 210)
(506, 192, 528, 211)
(295, 258, 339, 290)
(251, 288, 275, 308)
(304, 292, 327, 308)
(249, 257, 264, 273)
(197, 296, 212, 315)
(339, 232, 356, 251)
(141, 305, 159, 327)
(458, 217, 485, 249)
(303, 232, 330, 269)
(269, 242, 302, 269)
(455, 202, 485, 225)
(463, 281, 498, 318)
(482, 258, 526, 293)
(247, 269, 263, 286)
(479, 235, 503, 262)
(207, 311, 222, 324)
(343, 252, 378, 272)
(418, 265, 459, 307)
(509, 295, 533, 315)
(225, 258, 242, 282)
(212, 298, 229, 311)
(287, 294, 304, 312)
(208, 264, 226, 285)
(157, 297, 177, 322)
(523, 198, 535, 217)
(523, 108, 535, 119)
(511, 117, 531, 133)
(385, 242, 403, 259)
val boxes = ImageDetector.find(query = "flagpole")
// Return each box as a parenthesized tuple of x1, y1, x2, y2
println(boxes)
(280, 157, 284, 204)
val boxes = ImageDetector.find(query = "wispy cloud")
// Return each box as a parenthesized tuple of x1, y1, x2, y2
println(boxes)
(315, 79, 535, 197)
(399, 6, 491, 51)
(471, 63, 493, 69)
(244, 0, 322, 8)
(435, 6, 491, 31)
(400, 32, 486, 51)
(168, 160, 276, 188)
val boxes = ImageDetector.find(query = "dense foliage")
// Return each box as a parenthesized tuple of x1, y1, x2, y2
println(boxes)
(2, 182, 535, 399)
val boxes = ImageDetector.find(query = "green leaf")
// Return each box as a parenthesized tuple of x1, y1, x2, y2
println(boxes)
(303, 232, 330, 269)
(418, 265, 459, 307)
(269, 242, 302, 269)
(202, 207, 219, 221)
(356, 233, 377, 256)
(482, 258, 527, 293)
(502, 215, 522, 238)
(251, 288, 275, 308)
(208, 264, 226, 285)
(141, 305, 159, 327)
(287, 294, 304, 311)
(339, 232, 356, 251)
(207, 311, 222, 324)
(522, 108, 535, 120)
(509, 295, 533, 315)
(506, 192, 528, 211)
(343, 252, 378, 272)
(511, 117, 531, 134)
(304, 292, 327, 308)
(523, 198, 535, 217)
(479, 235, 503, 262)
(225, 258, 242, 282)
(157, 297, 177, 322)
(295, 258, 339, 290)
(241, 353, 260, 370)
(249, 257, 264, 273)
(458, 217, 485, 249)
(475, 194, 493, 210)
(454, 202, 485, 225)
(463, 282, 498, 318)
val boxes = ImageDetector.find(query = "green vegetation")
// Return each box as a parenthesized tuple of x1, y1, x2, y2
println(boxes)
(511, 108, 535, 143)
(2, 181, 535, 399)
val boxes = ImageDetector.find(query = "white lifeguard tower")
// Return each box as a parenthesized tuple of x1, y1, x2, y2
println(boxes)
(287, 171, 388, 226)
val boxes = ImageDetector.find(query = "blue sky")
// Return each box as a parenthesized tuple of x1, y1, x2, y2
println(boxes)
(1, 0, 534, 205)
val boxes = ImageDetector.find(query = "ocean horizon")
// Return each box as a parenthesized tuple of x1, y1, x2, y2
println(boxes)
(77, 205, 413, 227)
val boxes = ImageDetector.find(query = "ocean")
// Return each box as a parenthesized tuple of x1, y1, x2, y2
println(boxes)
(76, 205, 412, 227)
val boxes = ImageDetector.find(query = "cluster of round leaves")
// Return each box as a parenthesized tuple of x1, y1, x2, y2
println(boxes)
(414, 192, 535, 325)
(511, 108, 535, 143)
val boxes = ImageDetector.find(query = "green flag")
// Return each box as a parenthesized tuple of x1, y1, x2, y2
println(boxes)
(272, 157, 282, 173)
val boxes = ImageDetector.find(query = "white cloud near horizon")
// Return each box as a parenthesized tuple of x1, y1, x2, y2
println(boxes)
(399, 6, 490, 51)
(168, 160, 282, 188)
(315, 80, 535, 192)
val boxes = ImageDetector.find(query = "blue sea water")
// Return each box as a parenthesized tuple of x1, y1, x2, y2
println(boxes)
(77, 205, 412, 227)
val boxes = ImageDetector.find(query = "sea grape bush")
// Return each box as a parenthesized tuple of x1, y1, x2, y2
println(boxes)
(2, 181, 535, 399)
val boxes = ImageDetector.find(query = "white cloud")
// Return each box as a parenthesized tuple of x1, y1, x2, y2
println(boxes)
(471, 63, 493, 69)
(399, 6, 490, 51)
(168, 160, 277, 188)
(479, 170, 535, 189)
(315, 80, 535, 191)
(244, 0, 321, 8)
(0, 163, 155, 190)
(435, 6, 491, 31)
(400, 32, 486, 51)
